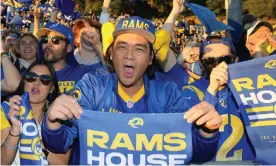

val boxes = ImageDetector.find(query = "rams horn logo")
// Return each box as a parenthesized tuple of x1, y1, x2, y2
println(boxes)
(128, 117, 144, 128)
(70, 89, 81, 101)
(265, 60, 276, 69)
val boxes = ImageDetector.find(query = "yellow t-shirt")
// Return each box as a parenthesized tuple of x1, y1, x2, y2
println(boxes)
(1, 108, 11, 130)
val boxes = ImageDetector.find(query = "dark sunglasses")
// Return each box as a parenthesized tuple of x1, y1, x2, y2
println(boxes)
(41, 36, 68, 45)
(25, 72, 53, 86)
(201, 55, 234, 66)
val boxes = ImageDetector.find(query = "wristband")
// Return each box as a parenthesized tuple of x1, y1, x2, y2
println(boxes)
(4, 140, 19, 150)
(9, 130, 21, 137)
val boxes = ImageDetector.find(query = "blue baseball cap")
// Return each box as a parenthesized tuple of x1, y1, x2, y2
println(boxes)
(6, 33, 19, 39)
(113, 16, 156, 43)
(37, 22, 74, 48)
(200, 36, 236, 56)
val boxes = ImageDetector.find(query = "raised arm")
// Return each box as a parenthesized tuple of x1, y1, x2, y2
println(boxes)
(1, 39, 21, 94)
(100, 0, 111, 25)
(33, 1, 41, 38)
(159, 0, 185, 72)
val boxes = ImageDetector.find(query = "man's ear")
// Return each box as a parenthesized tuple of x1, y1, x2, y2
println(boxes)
(67, 44, 73, 53)
(110, 47, 113, 60)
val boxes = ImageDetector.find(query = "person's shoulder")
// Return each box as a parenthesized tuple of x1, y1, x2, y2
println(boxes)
(148, 79, 180, 95)
(76, 67, 113, 88)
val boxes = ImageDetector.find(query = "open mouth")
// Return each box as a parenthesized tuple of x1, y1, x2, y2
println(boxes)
(45, 48, 53, 56)
(24, 49, 33, 54)
(124, 65, 134, 78)
(31, 88, 40, 95)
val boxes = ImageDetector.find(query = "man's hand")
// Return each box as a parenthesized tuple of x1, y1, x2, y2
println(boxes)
(184, 101, 222, 134)
(80, 27, 101, 48)
(172, 0, 185, 15)
(207, 62, 228, 96)
(47, 94, 83, 130)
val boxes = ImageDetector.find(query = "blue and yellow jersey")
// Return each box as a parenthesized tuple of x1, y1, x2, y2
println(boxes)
(182, 78, 255, 161)
(116, 83, 147, 114)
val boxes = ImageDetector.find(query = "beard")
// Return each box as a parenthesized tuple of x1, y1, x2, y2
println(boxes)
(44, 46, 68, 63)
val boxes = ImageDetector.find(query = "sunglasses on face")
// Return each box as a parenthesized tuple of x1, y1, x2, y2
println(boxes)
(201, 55, 234, 66)
(25, 72, 53, 86)
(41, 36, 68, 45)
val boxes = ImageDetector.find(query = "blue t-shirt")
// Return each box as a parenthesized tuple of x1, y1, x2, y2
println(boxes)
(56, 63, 102, 94)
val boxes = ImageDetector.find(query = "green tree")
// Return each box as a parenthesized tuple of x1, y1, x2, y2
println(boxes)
(206, 0, 225, 15)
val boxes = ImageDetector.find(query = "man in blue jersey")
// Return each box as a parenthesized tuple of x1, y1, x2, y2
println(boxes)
(183, 36, 255, 161)
(41, 16, 222, 164)
(36, 23, 102, 94)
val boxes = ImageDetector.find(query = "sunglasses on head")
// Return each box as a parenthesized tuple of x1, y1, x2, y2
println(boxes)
(25, 72, 53, 86)
(201, 55, 234, 66)
(41, 36, 68, 45)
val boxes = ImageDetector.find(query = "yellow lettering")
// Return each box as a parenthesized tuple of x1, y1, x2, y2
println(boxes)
(128, 20, 135, 28)
(20, 106, 26, 119)
(110, 133, 134, 150)
(232, 77, 254, 92)
(136, 20, 144, 29)
(216, 114, 243, 161)
(122, 20, 128, 28)
(136, 134, 163, 151)
(87, 130, 108, 149)
(257, 74, 276, 89)
(144, 23, 149, 30)
(164, 133, 186, 151)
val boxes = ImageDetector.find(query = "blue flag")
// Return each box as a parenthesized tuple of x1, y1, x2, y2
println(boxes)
(54, 0, 76, 16)
(77, 110, 193, 165)
(228, 54, 276, 164)
(19, 92, 48, 165)
(185, 2, 233, 34)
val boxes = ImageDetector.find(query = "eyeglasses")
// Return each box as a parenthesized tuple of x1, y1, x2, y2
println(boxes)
(41, 36, 68, 45)
(201, 55, 234, 66)
(25, 72, 53, 86)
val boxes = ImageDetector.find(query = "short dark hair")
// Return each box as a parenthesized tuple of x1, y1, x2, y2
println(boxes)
(104, 39, 157, 80)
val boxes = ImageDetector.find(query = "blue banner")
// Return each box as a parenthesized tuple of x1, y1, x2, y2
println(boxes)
(19, 92, 48, 165)
(228, 54, 276, 164)
(77, 110, 192, 165)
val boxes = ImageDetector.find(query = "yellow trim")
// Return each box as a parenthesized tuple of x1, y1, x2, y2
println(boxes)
(188, 77, 195, 84)
(118, 83, 145, 103)
(21, 139, 32, 144)
(250, 120, 276, 127)
(20, 154, 40, 160)
(246, 106, 274, 113)
(182, 85, 204, 101)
